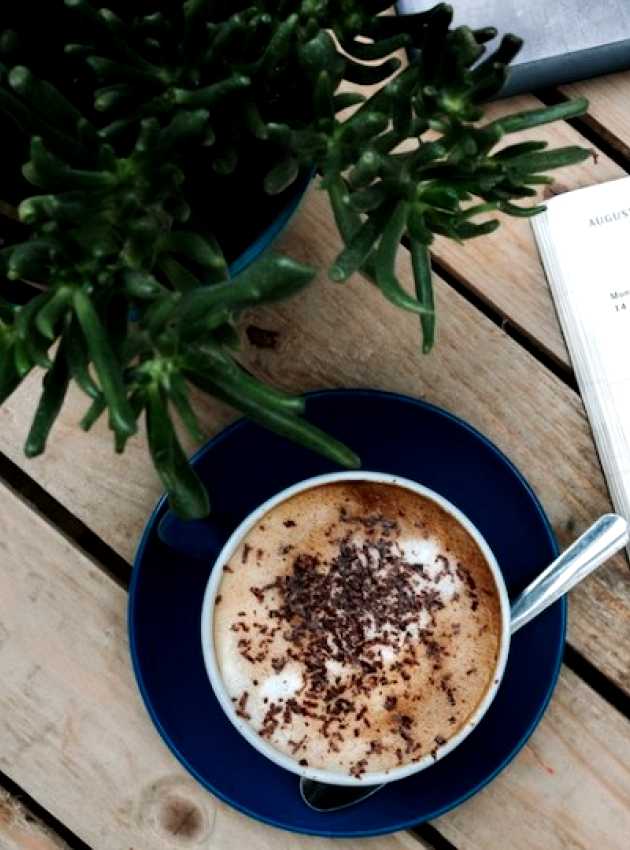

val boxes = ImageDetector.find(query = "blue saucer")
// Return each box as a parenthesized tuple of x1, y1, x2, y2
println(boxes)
(129, 389, 565, 837)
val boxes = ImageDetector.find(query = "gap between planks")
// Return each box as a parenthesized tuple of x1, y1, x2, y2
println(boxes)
(538, 88, 630, 174)
(423, 90, 625, 371)
(562, 72, 630, 164)
(1, 76, 630, 844)
(0, 779, 88, 850)
(1, 481, 630, 850)
(5, 448, 630, 729)
(2, 183, 630, 706)
(0, 472, 440, 850)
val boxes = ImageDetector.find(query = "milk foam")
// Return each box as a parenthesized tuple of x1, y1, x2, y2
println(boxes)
(260, 667, 303, 702)
(213, 482, 502, 778)
(399, 536, 461, 602)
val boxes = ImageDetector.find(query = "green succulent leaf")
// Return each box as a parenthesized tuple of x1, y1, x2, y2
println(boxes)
(73, 289, 137, 438)
(0, 0, 592, 518)
(24, 341, 71, 457)
(146, 384, 209, 519)
(178, 252, 315, 336)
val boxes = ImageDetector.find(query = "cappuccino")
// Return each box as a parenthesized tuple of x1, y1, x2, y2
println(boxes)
(212, 481, 501, 778)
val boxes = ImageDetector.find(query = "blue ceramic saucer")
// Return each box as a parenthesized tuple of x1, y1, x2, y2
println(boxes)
(129, 389, 565, 837)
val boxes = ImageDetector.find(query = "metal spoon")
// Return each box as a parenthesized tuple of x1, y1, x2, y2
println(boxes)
(300, 513, 628, 812)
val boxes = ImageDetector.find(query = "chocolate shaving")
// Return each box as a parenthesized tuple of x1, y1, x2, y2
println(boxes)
(271, 655, 287, 673)
(224, 523, 481, 775)
(289, 735, 307, 754)
(236, 692, 251, 720)
(250, 586, 265, 603)
(350, 758, 368, 778)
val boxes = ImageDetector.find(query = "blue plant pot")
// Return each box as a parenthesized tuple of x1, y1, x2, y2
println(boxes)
(4, 169, 314, 310)
(227, 169, 313, 278)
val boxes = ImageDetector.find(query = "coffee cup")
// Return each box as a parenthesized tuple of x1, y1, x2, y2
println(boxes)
(201, 471, 511, 786)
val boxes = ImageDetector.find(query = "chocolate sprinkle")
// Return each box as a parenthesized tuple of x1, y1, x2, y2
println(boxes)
(271, 656, 287, 673)
(226, 531, 468, 772)
(222, 513, 497, 777)
(236, 692, 251, 720)
(350, 758, 368, 778)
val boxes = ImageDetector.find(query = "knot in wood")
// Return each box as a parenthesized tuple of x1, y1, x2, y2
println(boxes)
(137, 776, 215, 846)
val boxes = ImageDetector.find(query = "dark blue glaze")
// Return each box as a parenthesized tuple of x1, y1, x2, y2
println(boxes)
(157, 512, 226, 561)
(228, 169, 313, 278)
(129, 389, 565, 837)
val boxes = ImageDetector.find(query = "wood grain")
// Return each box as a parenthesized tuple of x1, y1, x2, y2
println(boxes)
(340, 80, 622, 368)
(0, 186, 629, 694)
(434, 667, 630, 850)
(0, 790, 71, 850)
(1, 481, 629, 850)
(429, 94, 624, 367)
(0, 482, 424, 850)
(246, 188, 630, 695)
(0, 40, 628, 850)
(339, 49, 628, 367)
(564, 71, 630, 160)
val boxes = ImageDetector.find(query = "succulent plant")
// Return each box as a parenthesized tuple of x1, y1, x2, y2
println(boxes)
(0, 1, 590, 517)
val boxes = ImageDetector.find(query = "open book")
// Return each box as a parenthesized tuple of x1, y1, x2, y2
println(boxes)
(532, 177, 630, 531)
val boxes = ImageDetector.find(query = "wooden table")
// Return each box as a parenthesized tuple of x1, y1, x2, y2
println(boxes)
(2, 71, 630, 850)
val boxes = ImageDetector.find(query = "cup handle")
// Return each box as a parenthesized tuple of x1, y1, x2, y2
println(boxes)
(510, 513, 628, 634)
(157, 511, 228, 561)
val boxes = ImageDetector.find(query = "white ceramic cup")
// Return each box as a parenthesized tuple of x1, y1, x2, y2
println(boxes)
(201, 471, 511, 786)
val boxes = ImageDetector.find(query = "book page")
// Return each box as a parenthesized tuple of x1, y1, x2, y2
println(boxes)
(533, 177, 630, 525)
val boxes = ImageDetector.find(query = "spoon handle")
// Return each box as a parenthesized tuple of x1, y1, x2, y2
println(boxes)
(510, 513, 628, 634)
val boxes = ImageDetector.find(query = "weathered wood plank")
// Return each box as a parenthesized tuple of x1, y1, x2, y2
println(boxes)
(247, 190, 630, 694)
(0, 790, 72, 850)
(0, 187, 629, 695)
(0, 375, 236, 561)
(429, 94, 623, 367)
(341, 76, 623, 367)
(1, 482, 628, 850)
(340, 59, 624, 367)
(0, 483, 424, 850)
(563, 72, 630, 160)
(434, 666, 630, 850)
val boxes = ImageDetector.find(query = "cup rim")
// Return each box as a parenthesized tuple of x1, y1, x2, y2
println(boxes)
(200, 471, 511, 787)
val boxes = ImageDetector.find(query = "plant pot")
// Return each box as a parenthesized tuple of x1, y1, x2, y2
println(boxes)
(1, 168, 313, 309)
(228, 169, 313, 277)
